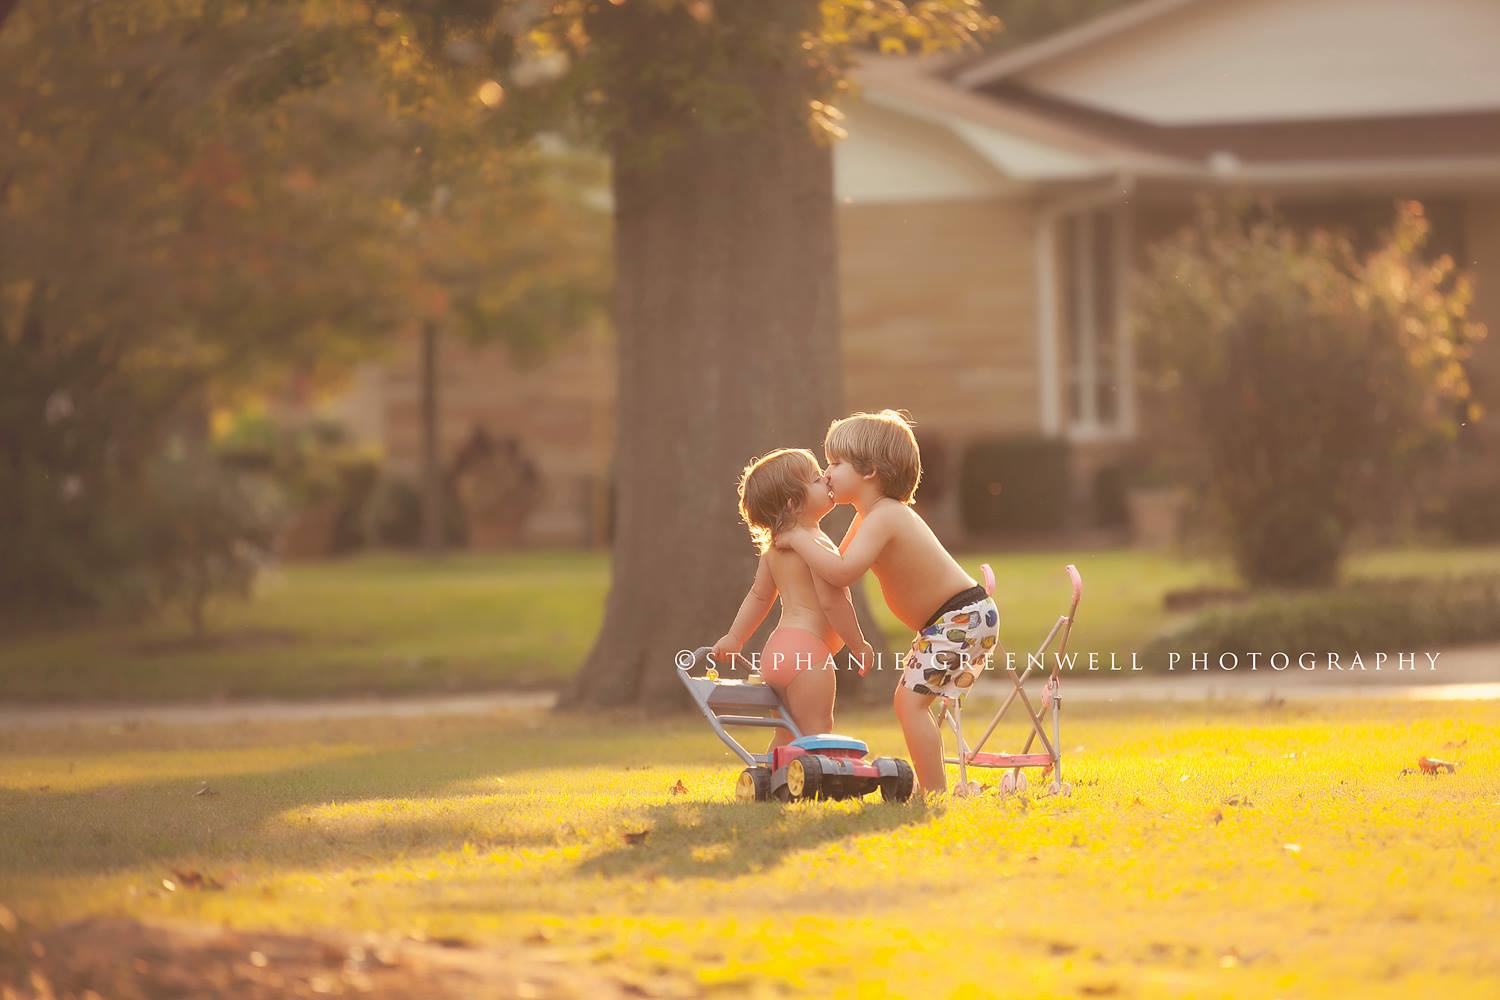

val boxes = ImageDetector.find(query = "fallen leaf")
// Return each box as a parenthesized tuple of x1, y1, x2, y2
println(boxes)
(1417, 756, 1458, 775)
(169, 869, 224, 891)
(194, 782, 218, 798)
(1221, 795, 1253, 807)
(1441, 739, 1468, 750)
(1210, 810, 1223, 825)
(670, 779, 688, 796)
(622, 829, 650, 846)
(1283, 843, 1301, 854)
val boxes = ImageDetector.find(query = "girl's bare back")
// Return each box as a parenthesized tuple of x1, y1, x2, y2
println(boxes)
(765, 540, 840, 653)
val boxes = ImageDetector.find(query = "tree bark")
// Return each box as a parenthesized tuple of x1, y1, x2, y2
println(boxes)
(567, 3, 884, 711)
(419, 321, 443, 554)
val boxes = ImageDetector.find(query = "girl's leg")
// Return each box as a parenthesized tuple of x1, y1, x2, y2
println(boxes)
(893, 684, 944, 794)
(781, 660, 836, 739)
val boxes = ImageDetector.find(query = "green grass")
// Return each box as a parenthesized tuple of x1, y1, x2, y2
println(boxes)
(3, 701, 1498, 998)
(3, 544, 1499, 704)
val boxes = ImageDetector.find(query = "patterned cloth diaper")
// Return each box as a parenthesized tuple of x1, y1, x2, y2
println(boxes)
(900, 596, 1000, 698)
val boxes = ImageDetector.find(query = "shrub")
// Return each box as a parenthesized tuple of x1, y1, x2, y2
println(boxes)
(361, 475, 467, 548)
(138, 450, 286, 636)
(1133, 200, 1486, 587)
(959, 436, 1070, 533)
(1142, 573, 1500, 664)
(216, 414, 380, 556)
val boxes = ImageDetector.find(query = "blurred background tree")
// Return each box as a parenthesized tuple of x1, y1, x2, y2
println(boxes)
(0, 0, 607, 626)
(1133, 200, 1486, 588)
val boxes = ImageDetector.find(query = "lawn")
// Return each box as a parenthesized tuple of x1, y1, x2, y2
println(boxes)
(3, 545, 1499, 703)
(3, 700, 1498, 998)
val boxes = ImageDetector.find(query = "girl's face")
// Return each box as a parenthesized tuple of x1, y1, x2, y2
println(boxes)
(797, 467, 835, 522)
(823, 454, 864, 504)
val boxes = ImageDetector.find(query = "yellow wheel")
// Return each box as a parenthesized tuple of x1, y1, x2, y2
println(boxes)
(736, 767, 770, 802)
(786, 756, 823, 800)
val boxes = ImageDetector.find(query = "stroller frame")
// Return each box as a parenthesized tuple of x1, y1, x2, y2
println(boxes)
(933, 564, 1083, 797)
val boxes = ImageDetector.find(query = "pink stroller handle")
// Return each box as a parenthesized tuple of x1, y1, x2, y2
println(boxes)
(1065, 564, 1082, 605)
(980, 563, 996, 596)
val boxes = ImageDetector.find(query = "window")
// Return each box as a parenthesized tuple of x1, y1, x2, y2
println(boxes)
(1058, 207, 1127, 435)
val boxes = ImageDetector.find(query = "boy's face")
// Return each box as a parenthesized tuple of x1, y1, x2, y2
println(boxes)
(822, 454, 865, 504)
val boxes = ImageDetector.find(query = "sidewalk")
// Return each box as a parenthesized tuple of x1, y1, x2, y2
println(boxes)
(1, 644, 1495, 730)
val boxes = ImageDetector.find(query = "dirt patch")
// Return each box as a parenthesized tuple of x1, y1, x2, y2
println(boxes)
(0, 912, 692, 999)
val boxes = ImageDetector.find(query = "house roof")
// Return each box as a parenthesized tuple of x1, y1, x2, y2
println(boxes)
(852, 0, 1500, 190)
(851, 56, 1186, 182)
(950, 0, 1212, 91)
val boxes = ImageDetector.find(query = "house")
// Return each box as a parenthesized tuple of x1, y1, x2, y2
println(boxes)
(336, 0, 1500, 546)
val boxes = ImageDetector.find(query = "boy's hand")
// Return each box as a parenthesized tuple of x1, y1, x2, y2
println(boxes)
(710, 633, 742, 665)
(852, 640, 877, 677)
(771, 525, 805, 551)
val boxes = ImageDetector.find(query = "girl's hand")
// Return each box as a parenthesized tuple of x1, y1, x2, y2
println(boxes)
(710, 633, 742, 665)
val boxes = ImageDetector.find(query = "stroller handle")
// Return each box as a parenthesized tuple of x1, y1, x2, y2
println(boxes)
(1064, 564, 1083, 605)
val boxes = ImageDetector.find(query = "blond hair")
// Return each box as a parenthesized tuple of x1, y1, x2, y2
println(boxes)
(824, 409, 921, 503)
(737, 448, 821, 553)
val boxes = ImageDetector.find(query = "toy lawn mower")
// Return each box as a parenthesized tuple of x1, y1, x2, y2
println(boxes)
(677, 646, 915, 803)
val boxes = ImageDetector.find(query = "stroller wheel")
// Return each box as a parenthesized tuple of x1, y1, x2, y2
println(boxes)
(736, 767, 772, 802)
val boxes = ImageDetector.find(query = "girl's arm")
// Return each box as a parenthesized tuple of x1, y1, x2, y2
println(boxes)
(813, 573, 875, 674)
(711, 553, 777, 663)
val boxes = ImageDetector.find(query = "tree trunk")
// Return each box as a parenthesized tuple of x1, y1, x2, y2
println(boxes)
(419, 321, 443, 554)
(568, 3, 885, 712)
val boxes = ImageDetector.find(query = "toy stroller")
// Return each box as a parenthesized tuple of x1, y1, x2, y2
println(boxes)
(677, 647, 916, 803)
(933, 564, 1083, 797)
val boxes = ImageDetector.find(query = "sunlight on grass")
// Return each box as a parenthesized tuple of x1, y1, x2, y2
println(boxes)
(3, 702, 1498, 997)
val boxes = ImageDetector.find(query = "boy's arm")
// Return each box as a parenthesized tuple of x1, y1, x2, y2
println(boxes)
(711, 554, 777, 662)
(812, 575, 875, 674)
(838, 510, 864, 556)
(784, 508, 892, 588)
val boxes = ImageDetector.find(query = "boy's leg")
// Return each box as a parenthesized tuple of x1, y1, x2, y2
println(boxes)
(893, 684, 944, 794)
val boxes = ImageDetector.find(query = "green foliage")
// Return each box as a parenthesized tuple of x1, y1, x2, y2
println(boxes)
(1133, 200, 1486, 587)
(1143, 573, 1500, 662)
(958, 435, 1071, 533)
(1, 1, 609, 610)
(372, 1, 995, 160)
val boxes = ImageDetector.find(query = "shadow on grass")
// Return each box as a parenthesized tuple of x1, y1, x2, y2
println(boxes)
(0, 715, 783, 881)
(578, 797, 930, 881)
